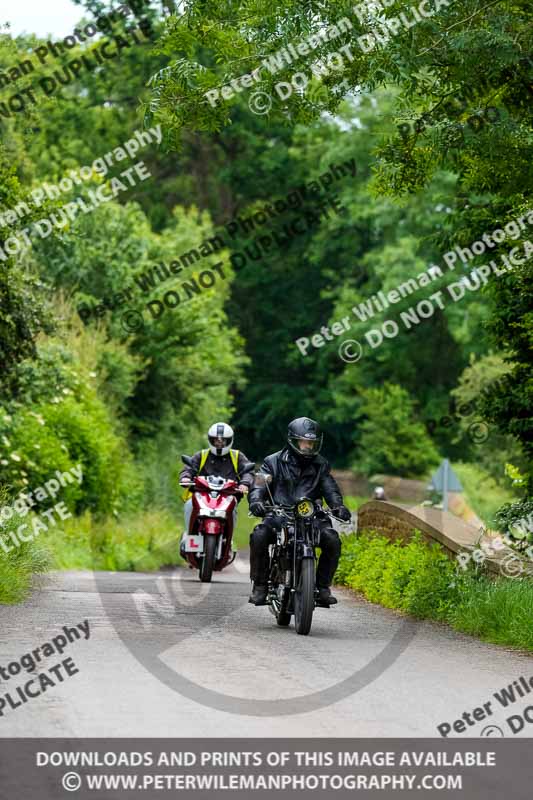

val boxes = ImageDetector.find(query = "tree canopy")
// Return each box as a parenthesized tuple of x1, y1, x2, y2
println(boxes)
(0, 0, 530, 536)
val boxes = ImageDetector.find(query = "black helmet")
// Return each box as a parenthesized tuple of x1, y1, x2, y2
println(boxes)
(287, 417, 323, 458)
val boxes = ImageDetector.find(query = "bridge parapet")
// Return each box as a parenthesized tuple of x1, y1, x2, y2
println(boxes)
(356, 500, 518, 576)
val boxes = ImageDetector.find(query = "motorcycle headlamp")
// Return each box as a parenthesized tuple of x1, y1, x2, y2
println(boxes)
(296, 497, 314, 518)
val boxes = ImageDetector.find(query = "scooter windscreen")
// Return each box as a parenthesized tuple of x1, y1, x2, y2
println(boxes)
(205, 475, 226, 490)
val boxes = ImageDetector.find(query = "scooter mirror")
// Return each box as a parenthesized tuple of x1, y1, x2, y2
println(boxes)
(181, 454, 193, 466)
(241, 462, 256, 474)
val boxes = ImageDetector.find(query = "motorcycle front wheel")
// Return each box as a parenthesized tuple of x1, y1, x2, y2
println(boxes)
(200, 535, 217, 582)
(294, 558, 315, 635)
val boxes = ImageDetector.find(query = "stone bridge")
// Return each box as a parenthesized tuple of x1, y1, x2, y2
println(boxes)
(355, 500, 533, 577)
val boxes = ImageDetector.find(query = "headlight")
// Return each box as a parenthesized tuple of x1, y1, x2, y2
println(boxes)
(296, 498, 314, 518)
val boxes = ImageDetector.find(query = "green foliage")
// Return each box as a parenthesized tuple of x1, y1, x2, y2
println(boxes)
(337, 531, 457, 619)
(336, 531, 533, 651)
(229, 498, 258, 550)
(450, 352, 523, 482)
(452, 352, 514, 404)
(478, 252, 533, 494)
(45, 509, 181, 573)
(504, 462, 527, 489)
(31, 195, 248, 442)
(353, 383, 440, 477)
(454, 462, 518, 530)
(135, 432, 190, 515)
(494, 499, 533, 549)
(40, 394, 133, 513)
(0, 263, 48, 391)
(0, 391, 135, 516)
(0, 320, 141, 516)
(448, 577, 533, 651)
(0, 495, 51, 604)
(1, 0, 530, 601)
(0, 156, 51, 391)
(32, 201, 154, 304)
(0, 405, 81, 510)
(142, 0, 532, 495)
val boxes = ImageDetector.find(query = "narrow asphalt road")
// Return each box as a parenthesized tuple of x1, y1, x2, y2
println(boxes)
(1, 553, 532, 737)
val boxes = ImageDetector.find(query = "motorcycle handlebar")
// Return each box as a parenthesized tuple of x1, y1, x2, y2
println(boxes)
(189, 477, 245, 494)
(259, 503, 347, 522)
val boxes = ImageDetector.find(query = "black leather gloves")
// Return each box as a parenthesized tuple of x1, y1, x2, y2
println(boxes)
(249, 502, 267, 517)
(332, 505, 351, 522)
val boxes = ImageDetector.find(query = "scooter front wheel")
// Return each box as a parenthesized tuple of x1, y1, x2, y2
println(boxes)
(200, 535, 217, 582)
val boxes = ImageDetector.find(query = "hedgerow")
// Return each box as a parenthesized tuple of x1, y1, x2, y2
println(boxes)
(336, 531, 533, 651)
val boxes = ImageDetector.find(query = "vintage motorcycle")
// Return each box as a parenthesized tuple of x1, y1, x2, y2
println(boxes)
(180, 455, 254, 582)
(254, 472, 342, 636)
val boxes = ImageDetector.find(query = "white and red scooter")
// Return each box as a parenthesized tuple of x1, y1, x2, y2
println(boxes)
(180, 455, 254, 582)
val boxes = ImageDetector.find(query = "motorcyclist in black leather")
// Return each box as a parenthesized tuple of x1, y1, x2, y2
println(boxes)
(248, 417, 351, 607)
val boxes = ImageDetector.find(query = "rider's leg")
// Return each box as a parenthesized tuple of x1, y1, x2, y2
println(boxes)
(316, 523, 342, 605)
(180, 499, 194, 556)
(183, 498, 193, 533)
(249, 520, 276, 604)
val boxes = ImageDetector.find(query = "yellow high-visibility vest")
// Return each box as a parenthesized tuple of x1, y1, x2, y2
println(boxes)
(181, 449, 240, 502)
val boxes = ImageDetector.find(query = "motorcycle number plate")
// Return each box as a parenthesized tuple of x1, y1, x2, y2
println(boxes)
(184, 535, 204, 552)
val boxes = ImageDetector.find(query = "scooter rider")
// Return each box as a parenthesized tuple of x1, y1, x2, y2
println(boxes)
(247, 417, 351, 608)
(179, 422, 253, 555)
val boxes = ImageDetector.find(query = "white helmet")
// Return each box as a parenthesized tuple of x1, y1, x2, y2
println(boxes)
(207, 422, 234, 456)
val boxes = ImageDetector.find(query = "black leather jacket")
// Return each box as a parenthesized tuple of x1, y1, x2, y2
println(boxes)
(248, 447, 343, 509)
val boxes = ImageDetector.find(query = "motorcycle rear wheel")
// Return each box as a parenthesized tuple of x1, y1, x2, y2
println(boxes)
(270, 582, 292, 627)
(294, 559, 315, 635)
(200, 535, 217, 582)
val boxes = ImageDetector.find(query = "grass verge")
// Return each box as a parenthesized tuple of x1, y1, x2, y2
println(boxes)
(335, 530, 533, 652)
(46, 509, 182, 572)
(1, 506, 185, 605)
(0, 511, 50, 604)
